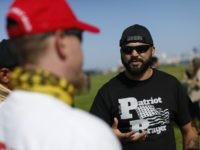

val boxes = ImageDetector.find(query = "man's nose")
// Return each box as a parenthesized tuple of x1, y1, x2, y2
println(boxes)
(131, 49, 139, 56)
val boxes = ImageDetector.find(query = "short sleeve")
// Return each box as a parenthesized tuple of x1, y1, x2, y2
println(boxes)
(90, 87, 113, 126)
(175, 81, 192, 127)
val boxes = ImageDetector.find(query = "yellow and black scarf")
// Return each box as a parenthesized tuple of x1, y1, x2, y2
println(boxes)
(11, 67, 75, 106)
(0, 84, 10, 102)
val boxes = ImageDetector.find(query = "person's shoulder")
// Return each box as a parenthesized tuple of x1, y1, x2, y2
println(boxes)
(71, 108, 110, 128)
(100, 72, 125, 89)
(0, 94, 121, 150)
(154, 69, 179, 82)
(70, 108, 111, 133)
(68, 108, 121, 149)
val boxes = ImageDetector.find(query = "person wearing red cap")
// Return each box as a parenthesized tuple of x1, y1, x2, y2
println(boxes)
(90, 24, 199, 150)
(0, 0, 121, 150)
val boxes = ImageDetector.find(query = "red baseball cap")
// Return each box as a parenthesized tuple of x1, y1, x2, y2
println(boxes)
(7, 0, 100, 38)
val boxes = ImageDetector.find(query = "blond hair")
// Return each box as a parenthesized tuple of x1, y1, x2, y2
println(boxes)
(10, 33, 54, 66)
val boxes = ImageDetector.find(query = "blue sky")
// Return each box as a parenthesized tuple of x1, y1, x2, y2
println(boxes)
(1, 0, 200, 70)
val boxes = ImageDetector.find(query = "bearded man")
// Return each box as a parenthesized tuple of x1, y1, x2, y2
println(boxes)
(90, 24, 199, 150)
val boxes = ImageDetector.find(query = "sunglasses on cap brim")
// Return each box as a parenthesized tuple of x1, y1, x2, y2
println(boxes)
(121, 45, 152, 54)
(64, 29, 83, 42)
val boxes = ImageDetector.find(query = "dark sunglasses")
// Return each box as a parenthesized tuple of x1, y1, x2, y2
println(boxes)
(121, 45, 151, 54)
(64, 29, 83, 42)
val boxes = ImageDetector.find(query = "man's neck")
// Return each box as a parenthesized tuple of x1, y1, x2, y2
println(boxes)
(125, 68, 153, 81)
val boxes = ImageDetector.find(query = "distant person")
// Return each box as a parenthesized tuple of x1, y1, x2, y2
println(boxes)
(0, 0, 121, 150)
(90, 24, 199, 150)
(150, 56, 159, 69)
(184, 57, 200, 126)
(0, 39, 18, 102)
(85, 72, 91, 92)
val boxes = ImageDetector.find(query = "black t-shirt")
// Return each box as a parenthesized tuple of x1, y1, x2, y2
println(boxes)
(90, 69, 191, 150)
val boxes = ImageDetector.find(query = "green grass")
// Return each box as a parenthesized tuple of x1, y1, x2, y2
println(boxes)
(74, 72, 117, 111)
(159, 64, 185, 81)
(74, 65, 187, 150)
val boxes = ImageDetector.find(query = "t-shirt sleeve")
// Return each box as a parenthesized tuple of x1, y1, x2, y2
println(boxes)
(90, 87, 113, 126)
(175, 81, 192, 127)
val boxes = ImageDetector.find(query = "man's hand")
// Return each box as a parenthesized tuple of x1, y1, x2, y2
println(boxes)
(181, 122, 199, 150)
(112, 117, 147, 142)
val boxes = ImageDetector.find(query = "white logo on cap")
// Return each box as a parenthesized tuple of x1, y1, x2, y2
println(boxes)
(127, 36, 143, 41)
(9, 7, 32, 32)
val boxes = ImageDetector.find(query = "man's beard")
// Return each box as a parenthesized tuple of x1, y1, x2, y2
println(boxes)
(121, 55, 152, 76)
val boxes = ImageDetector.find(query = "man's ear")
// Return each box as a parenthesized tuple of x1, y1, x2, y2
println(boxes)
(54, 30, 67, 60)
(0, 68, 11, 84)
(152, 46, 155, 55)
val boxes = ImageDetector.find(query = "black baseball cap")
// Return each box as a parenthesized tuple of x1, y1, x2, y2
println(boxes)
(120, 24, 154, 47)
(0, 39, 18, 69)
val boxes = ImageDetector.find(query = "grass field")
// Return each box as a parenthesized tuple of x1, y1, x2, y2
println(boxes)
(74, 64, 187, 150)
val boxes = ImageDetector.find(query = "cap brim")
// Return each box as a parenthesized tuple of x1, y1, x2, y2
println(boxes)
(76, 20, 100, 33)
